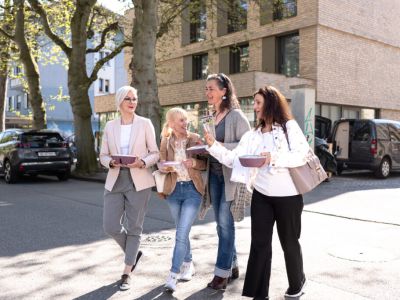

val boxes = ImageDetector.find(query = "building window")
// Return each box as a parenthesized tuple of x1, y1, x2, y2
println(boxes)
(8, 96, 13, 111)
(104, 79, 110, 93)
(16, 95, 22, 111)
(273, 0, 297, 21)
(230, 44, 249, 74)
(192, 53, 208, 80)
(278, 33, 299, 77)
(189, 0, 206, 43)
(100, 51, 110, 66)
(24, 94, 30, 109)
(99, 78, 104, 92)
(228, 0, 248, 33)
(13, 66, 22, 76)
(240, 98, 256, 127)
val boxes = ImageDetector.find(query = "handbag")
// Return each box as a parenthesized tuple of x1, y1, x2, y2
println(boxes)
(283, 127, 328, 194)
(152, 170, 167, 193)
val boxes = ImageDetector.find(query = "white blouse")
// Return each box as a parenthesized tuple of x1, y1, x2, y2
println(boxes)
(120, 124, 132, 155)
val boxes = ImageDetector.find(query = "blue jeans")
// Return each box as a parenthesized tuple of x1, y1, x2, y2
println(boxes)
(166, 181, 202, 274)
(209, 172, 237, 278)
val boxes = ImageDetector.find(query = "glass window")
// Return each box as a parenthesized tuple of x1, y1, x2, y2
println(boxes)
(278, 33, 299, 77)
(376, 123, 390, 140)
(8, 96, 13, 111)
(16, 95, 22, 111)
(24, 94, 30, 110)
(105, 80, 110, 93)
(228, 0, 248, 33)
(192, 53, 208, 80)
(353, 121, 371, 142)
(189, 0, 206, 43)
(273, 0, 297, 21)
(230, 44, 249, 74)
(240, 97, 256, 127)
(389, 123, 400, 142)
(99, 78, 103, 92)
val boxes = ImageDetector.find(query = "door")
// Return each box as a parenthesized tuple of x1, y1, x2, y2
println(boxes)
(333, 121, 350, 160)
(350, 121, 373, 163)
(388, 123, 400, 167)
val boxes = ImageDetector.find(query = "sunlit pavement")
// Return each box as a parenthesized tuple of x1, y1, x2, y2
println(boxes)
(0, 172, 399, 299)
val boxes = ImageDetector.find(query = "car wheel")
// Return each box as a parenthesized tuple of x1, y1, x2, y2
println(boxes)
(375, 157, 391, 179)
(57, 171, 70, 181)
(4, 160, 18, 184)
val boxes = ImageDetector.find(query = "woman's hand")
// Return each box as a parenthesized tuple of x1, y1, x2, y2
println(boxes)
(182, 159, 193, 169)
(204, 130, 215, 146)
(109, 159, 122, 168)
(126, 159, 146, 169)
(260, 152, 271, 167)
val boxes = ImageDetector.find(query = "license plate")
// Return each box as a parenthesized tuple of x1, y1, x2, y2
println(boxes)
(38, 152, 57, 157)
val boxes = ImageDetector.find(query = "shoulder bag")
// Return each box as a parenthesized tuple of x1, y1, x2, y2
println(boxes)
(283, 125, 327, 194)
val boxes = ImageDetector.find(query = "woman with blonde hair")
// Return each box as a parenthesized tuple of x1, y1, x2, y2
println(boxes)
(159, 107, 206, 293)
(100, 85, 159, 291)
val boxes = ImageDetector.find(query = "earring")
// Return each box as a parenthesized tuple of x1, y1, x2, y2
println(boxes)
(222, 96, 227, 100)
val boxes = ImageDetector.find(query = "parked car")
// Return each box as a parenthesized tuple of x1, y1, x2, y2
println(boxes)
(0, 129, 72, 183)
(330, 119, 400, 178)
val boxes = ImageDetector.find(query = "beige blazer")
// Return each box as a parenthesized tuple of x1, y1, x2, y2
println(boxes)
(100, 115, 160, 192)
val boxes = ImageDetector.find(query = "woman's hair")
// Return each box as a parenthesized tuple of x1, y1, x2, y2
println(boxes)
(206, 73, 240, 111)
(115, 86, 138, 111)
(161, 107, 188, 138)
(254, 86, 293, 129)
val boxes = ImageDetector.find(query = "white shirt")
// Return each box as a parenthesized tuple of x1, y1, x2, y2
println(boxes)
(207, 120, 309, 197)
(253, 132, 298, 196)
(120, 124, 132, 155)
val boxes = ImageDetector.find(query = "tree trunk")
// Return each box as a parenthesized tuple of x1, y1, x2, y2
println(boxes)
(14, 0, 46, 130)
(68, 0, 98, 174)
(0, 73, 6, 131)
(132, 0, 162, 141)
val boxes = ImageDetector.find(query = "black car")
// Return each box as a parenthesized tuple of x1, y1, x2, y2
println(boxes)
(0, 129, 72, 183)
(330, 119, 400, 178)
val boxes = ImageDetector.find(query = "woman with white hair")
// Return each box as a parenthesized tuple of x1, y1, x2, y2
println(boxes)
(100, 85, 159, 291)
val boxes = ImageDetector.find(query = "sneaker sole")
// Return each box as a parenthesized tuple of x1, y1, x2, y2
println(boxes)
(284, 279, 307, 298)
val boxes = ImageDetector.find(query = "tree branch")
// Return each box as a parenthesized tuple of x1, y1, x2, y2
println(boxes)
(86, 22, 119, 53)
(27, 0, 72, 56)
(0, 27, 14, 40)
(87, 40, 133, 85)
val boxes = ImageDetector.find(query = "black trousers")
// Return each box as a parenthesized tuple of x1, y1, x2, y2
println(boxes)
(242, 189, 305, 298)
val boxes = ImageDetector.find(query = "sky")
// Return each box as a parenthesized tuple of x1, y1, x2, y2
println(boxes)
(97, 0, 132, 15)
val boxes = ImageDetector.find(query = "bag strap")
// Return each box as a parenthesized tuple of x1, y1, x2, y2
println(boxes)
(282, 122, 291, 151)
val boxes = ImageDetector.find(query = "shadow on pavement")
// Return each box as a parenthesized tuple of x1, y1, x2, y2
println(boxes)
(73, 280, 120, 300)
(134, 285, 178, 300)
(184, 287, 225, 300)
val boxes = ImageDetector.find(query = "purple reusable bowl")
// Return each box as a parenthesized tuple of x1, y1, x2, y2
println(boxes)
(239, 155, 265, 168)
(111, 155, 137, 165)
(186, 145, 208, 155)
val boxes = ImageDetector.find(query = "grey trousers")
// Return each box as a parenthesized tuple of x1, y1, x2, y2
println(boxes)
(103, 169, 151, 266)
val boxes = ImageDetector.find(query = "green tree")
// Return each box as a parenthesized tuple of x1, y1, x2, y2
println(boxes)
(29, 0, 132, 174)
(0, 0, 48, 130)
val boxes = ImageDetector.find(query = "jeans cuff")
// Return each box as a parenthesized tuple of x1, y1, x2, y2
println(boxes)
(214, 266, 231, 278)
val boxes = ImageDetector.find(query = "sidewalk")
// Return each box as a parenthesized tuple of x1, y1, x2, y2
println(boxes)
(64, 173, 400, 300)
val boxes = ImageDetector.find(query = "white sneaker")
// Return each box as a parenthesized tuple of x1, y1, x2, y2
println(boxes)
(179, 261, 195, 281)
(164, 272, 178, 292)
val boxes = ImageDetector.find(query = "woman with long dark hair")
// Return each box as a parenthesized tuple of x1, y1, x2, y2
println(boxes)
(204, 86, 309, 299)
(200, 73, 251, 290)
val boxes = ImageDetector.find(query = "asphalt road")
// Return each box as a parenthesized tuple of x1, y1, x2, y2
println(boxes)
(0, 171, 399, 299)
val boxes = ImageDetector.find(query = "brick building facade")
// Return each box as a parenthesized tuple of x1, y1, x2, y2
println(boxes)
(95, 0, 400, 130)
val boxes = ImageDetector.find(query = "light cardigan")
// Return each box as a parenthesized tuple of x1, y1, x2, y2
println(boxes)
(100, 115, 160, 192)
(207, 119, 310, 196)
